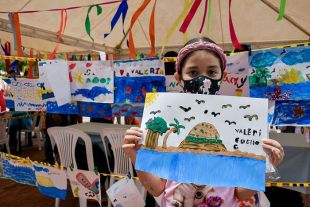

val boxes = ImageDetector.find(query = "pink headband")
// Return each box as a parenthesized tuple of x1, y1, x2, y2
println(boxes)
(175, 41, 227, 74)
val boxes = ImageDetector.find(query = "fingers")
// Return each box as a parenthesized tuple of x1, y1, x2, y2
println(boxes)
(263, 139, 282, 150)
(263, 140, 284, 166)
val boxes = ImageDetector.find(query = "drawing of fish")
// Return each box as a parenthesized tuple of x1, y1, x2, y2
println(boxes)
(71, 86, 112, 100)
(244, 114, 259, 121)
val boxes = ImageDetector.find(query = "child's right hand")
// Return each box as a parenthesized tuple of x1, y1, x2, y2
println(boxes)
(123, 127, 143, 163)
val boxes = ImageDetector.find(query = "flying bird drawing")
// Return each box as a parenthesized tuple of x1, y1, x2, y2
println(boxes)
(239, 105, 251, 109)
(244, 114, 259, 121)
(150, 110, 161, 115)
(222, 104, 232, 109)
(211, 112, 220, 117)
(179, 106, 191, 112)
(184, 116, 195, 122)
(195, 99, 205, 104)
(225, 120, 237, 125)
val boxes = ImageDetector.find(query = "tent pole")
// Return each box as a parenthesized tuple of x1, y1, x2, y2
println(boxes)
(261, 0, 310, 38)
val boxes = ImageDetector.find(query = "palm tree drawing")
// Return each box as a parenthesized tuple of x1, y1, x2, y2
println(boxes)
(250, 67, 272, 87)
(162, 118, 185, 148)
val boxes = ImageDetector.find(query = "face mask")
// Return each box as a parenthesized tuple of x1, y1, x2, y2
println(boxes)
(182, 76, 221, 95)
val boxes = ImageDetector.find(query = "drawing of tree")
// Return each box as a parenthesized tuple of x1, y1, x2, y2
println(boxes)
(249, 67, 271, 87)
(145, 117, 168, 149)
(162, 118, 185, 149)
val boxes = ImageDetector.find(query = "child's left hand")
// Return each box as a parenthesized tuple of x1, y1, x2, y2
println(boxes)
(262, 139, 284, 166)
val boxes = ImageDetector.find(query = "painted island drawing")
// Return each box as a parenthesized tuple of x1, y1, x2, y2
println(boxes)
(135, 93, 268, 191)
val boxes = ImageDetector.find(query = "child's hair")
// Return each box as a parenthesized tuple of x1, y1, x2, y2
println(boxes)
(176, 37, 226, 75)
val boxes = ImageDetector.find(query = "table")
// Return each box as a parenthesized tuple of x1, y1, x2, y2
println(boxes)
(68, 122, 131, 136)
(270, 132, 310, 194)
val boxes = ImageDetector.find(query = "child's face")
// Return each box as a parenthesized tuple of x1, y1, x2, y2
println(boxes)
(181, 50, 222, 81)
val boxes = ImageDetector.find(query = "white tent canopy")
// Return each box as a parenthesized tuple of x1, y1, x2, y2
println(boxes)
(0, 0, 309, 56)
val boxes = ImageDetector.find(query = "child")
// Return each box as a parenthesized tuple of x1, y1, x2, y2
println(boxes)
(123, 37, 284, 207)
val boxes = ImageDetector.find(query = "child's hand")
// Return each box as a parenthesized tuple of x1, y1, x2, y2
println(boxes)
(123, 127, 143, 163)
(262, 139, 284, 167)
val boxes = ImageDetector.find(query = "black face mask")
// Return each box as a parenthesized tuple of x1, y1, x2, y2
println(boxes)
(182, 76, 221, 95)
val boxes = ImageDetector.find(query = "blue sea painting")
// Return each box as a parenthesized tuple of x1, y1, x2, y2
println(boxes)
(249, 46, 310, 100)
(2, 158, 36, 186)
(114, 76, 166, 104)
(33, 163, 67, 199)
(78, 102, 112, 118)
(46, 101, 79, 114)
(136, 149, 266, 191)
(112, 104, 144, 117)
(250, 81, 310, 100)
(71, 86, 112, 101)
(273, 100, 310, 125)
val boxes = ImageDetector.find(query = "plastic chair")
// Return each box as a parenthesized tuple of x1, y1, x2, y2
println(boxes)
(100, 127, 146, 207)
(0, 113, 11, 154)
(47, 127, 95, 207)
(21, 111, 44, 150)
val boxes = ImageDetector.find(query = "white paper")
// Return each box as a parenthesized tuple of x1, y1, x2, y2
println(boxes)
(165, 75, 183, 92)
(44, 60, 71, 106)
(106, 178, 145, 207)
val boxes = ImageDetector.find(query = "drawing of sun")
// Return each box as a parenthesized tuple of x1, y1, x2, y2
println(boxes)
(145, 92, 158, 108)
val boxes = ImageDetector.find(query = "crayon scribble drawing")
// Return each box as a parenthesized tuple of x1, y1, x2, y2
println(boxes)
(2, 156, 36, 185)
(46, 101, 79, 114)
(136, 93, 268, 191)
(67, 169, 101, 205)
(33, 162, 67, 199)
(78, 102, 112, 118)
(114, 58, 166, 104)
(70, 61, 114, 103)
(249, 46, 310, 100)
(5, 78, 45, 111)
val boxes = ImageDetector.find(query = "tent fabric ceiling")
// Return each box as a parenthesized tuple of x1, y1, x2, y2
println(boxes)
(0, 0, 309, 54)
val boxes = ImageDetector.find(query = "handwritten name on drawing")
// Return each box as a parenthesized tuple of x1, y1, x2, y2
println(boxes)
(118, 67, 165, 76)
(168, 81, 179, 88)
(223, 73, 248, 88)
(233, 128, 261, 149)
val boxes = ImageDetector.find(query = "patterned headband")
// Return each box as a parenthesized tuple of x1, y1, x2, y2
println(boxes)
(175, 41, 227, 74)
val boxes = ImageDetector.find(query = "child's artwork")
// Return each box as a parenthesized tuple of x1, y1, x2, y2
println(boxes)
(273, 100, 310, 125)
(70, 61, 114, 103)
(46, 101, 79, 114)
(3, 79, 15, 108)
(67, 169, 101, 205)
(32, 162, 67, 199)
(112, 104, 144, 117)
(4, 78, 46, 111)
(2, 156, 36, 185)
(249, 46, 310, 100)
(106, 177, 145, 207)
(39, 61, 55, 101)
(220, 52, 250, 97)
(78, 102, 112, 118)
(136, 93, 268, 191)
(114, 58, 166, 104)
(166, 75, 183, 93)
(42, 60, 71, 106)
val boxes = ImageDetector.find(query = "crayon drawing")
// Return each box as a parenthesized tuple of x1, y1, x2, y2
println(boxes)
(273, 100, 310, 126)
(46, 101, 79, 114)
(136, 93, 268, 191)
(2, 156, 36, 186)
(249, 46, 310, 100)
(33, 162, 67, 199)
(112, 104, 144, 117)
(70, 61, 114, 103)
(38, 61, 56, 101)
(78, 102, 112, 118)
(67, 169, 101, 205)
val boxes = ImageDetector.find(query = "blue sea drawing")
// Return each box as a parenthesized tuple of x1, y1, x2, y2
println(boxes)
(46, 101, 79, 114)
(37, 185, 67, 200)
(273, 100, 310, 125)
(250, 51, 277, 68)
(136, 149, 265, 191)
(114, 76, 166, 104)
(112, 104, 144, 117)
(78, 102, 112, 118)
(2, 159, 36, 186)
(250, 81, 310, 100)
(71, 86, 112, 101)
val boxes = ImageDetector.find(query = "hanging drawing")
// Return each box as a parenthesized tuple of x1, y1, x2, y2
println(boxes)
(46, 101, 79, 114)
(3, 78, 46, 111)
(249, 46, 310, 100)
(78, 102, 112, 118)
(32, 162, 67, 199)
(219, 52, 250, 97)
(1, 156, 36, 185)
(272, 100, 310, 126)
(114, 58, 166, 104)
(3, 79, 15, 108)
(136, 93, 268, 191)
(70, 61, 114, 103)
(112, 104, 144, 117)
(38, 61, 56, 102)
(67, 169, 101, 205)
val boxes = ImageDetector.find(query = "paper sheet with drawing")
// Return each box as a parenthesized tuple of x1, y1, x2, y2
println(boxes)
(136, 93, 268, 191)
